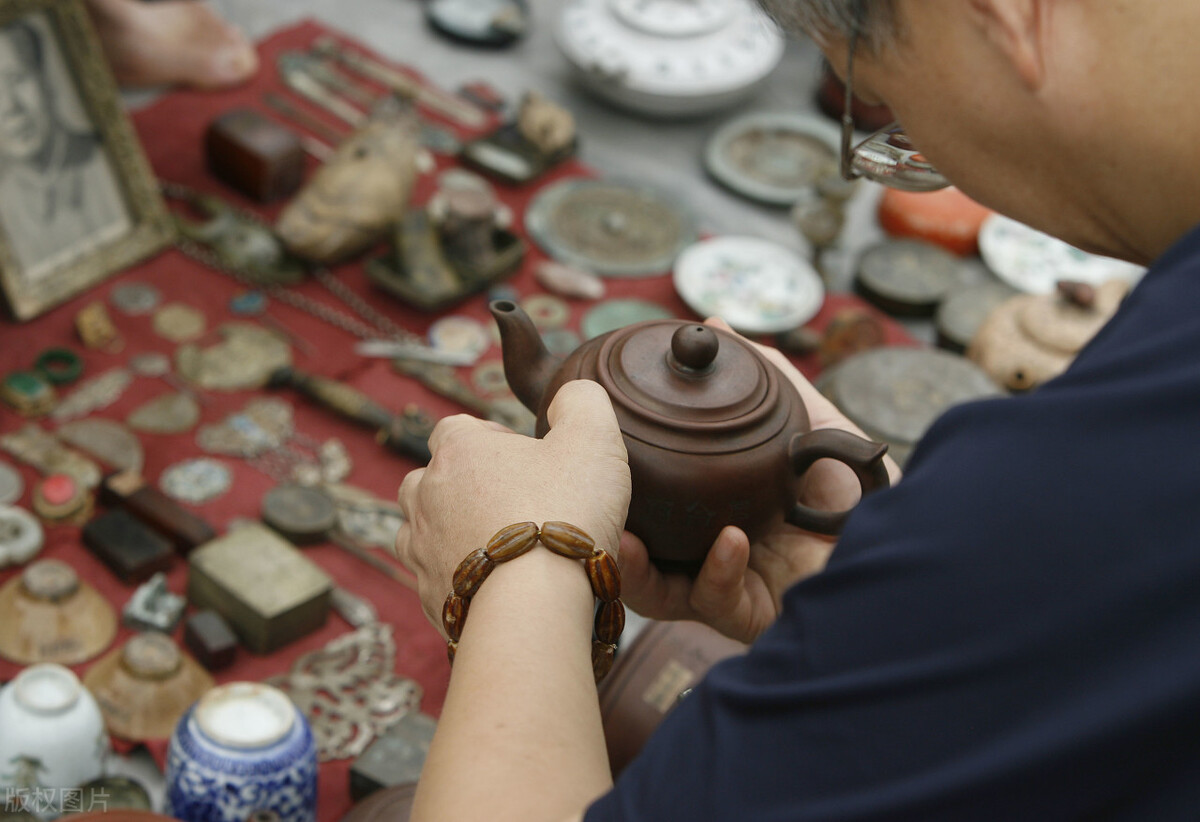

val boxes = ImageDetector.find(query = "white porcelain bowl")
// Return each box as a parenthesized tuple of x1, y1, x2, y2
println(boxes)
(0, 664, 110, 813)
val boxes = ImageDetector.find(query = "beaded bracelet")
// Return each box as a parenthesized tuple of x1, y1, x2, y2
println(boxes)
(441, 521, 625, 682)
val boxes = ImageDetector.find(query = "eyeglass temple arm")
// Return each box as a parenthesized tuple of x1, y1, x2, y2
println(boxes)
(840, 28, 860, 181)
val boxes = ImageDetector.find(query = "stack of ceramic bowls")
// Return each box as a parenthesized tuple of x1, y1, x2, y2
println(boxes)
(0, 664, 110, 817)
(165, 682, 318, 822)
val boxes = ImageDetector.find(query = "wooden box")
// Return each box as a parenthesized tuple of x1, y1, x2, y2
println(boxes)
(82, 509, 174, 584)
(205, 109, 305, 203)
(187, 524, 332, 654)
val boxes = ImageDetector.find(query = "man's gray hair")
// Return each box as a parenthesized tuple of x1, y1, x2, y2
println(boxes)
(756, 0, 897, 49)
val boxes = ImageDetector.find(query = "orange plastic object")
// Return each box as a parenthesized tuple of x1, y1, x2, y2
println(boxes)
(878, 186, 994, 257)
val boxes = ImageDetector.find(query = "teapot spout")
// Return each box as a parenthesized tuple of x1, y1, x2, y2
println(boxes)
(489, 300, 563, 415)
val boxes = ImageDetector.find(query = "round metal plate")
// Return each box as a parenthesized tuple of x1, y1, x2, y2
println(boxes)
(854, 239, 967, 317)
(704, 111, 840, 206)
(673, 236, 824, 334)
(979, 214, 1145, 295)
(262, 484, 338, 543)
(935, 281, 1019, 354)
(428, 315, 490, 362)
(0, 461, 24, 506)
(581, 299, 674, 339)
(526, 179, 698, 278)
(159, 458, 232, 505)
(820, 347, 1003, 449)
(109, 283, 162, 316)
(153, 303, 208, 343)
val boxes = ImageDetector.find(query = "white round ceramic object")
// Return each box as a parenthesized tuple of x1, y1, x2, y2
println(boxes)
(0, 461, 23, 506)
(673, 236, 825, 334)
(979, 214, 1145, 295)
(0, 505, 44, 568)
(195, 682, 296, 749)
(0, 664, 110, 811)
(556, 0, 785, 118)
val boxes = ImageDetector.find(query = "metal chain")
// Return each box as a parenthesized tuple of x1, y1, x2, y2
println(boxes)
(161, 181, 422, 345)
(312, 268, 420, 343)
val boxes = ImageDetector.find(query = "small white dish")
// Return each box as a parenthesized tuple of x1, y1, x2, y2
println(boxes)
(672, 236, 825, 334)
(979, 214, 1145, 295)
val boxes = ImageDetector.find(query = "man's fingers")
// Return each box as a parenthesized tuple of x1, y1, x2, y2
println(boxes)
(396, 467, 424, 520)
(688, 526, 751, 620)
(618, 530, 696, 621)
(426, 413, 495, 456)
(544, 380, 624, 453)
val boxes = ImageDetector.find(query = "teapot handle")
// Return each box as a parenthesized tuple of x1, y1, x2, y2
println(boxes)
(785, 429, 891, 536)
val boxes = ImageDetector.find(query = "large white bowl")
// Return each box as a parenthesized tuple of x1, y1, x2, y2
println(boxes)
(0, 664, 110, 814)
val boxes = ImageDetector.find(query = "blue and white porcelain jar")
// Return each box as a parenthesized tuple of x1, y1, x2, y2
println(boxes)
(165, 682, 317, 822)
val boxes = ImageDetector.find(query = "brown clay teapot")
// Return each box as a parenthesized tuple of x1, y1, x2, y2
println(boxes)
(491, 301, 891, 573)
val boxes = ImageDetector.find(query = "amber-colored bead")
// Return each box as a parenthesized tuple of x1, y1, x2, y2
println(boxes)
(442, 594, 469, 642)
(594, 600, 625, 645)
(485, 521, 539, 562)
(592, 641, 616, 682)
(540, 521, 595, 559)
(447, 640, 457, 665)
(453, 548, 495, 597)
(585, 551, 620, 601)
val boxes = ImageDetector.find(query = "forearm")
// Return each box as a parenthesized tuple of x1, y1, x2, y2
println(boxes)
(412, 547, 614, 822)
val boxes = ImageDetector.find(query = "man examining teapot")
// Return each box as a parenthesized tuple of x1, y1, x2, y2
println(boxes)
(394, 1, 1200, 819)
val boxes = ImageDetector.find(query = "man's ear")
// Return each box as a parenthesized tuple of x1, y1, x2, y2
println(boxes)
(968, 0, 1045, 89)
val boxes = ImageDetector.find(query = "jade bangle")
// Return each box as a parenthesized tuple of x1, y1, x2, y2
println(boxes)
(34, 348, 84, 385)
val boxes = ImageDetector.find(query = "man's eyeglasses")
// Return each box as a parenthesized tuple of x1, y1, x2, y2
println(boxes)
(840, 30, 950, 192)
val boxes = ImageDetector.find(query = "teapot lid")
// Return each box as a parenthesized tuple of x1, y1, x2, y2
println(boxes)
(595, 321, 789, 452)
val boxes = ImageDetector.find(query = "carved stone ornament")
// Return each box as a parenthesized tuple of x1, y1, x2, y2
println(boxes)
(0, 423, 102, 490)
(176, 323, 292, 391)
(276, 101, 424, 264)
(267, 623, 423, 761)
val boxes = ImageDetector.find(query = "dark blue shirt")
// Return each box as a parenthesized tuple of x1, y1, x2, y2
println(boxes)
(587, 224, 1200, 821)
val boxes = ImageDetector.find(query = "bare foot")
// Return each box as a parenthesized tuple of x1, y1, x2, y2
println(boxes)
(86, 0, 258, 90)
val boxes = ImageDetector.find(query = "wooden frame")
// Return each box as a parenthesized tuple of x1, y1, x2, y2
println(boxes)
(0, 0, 173, 321)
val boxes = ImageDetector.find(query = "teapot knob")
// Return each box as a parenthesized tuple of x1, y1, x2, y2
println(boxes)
(670, 325, 719, 374)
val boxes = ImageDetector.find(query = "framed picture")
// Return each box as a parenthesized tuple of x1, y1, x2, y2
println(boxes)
(0, 0, 173, 321)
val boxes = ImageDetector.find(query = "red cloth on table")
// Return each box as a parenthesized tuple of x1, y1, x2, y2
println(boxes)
(0, 20, 916, 821)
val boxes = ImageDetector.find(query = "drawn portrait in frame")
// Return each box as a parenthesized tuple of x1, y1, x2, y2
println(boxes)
(0, 0, 172, 321)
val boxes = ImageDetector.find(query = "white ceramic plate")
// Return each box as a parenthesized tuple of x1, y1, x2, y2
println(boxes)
(672, 236, 824, 334)
(979, 215, 1145, 295)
